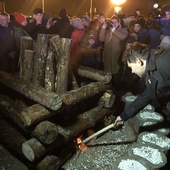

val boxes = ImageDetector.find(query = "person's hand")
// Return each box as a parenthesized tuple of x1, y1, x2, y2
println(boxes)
(115, 116, 124, 127)
(102, 22, 107, 29)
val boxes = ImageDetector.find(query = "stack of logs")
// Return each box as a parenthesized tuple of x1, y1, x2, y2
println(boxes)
(0, 34, 115, 170)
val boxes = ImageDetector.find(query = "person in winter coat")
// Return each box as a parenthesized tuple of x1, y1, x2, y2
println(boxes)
(99, 15, 128, 75)
(115, 42, 170, 126)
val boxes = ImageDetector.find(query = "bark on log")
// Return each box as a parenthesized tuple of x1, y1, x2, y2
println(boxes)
(32, 121, 58, 144)
(0, 71, 62, 111)
(49, 34, 60, 58)
(44, 46, 55, 92)
(19, 36, 33, 78)
(21, 104, 51, 127)
(58, 105, 112, 140)
(62, 81, 109, 106)
(33, 34, 50, 87)
(0, 95, 28, 129)
(76, 65, 112, 83)
(98, 90, 115, 108)
(22, 50, 34, 82)
(36, 155, 62, 170)
(22, 138, 46, 161)
(0, 119, 27, 157)
(55, 38, 71, 93)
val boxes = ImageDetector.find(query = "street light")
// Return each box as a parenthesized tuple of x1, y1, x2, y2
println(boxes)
(42, 0, 44, 13)
(110, 0, 126, 13)
(90, 0, 93, 21)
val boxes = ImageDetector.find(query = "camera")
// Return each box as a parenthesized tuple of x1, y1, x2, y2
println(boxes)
(106, 20, 113, 29)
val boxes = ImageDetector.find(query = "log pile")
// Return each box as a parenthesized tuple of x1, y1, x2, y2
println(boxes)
(0, 34, 114, 169)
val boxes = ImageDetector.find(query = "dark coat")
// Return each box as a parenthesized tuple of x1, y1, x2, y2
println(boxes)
(120, 48, 170, 121)
(51, 17, 74, 38)
(0, 25, 17, 72)
(26, 21, 49, 40)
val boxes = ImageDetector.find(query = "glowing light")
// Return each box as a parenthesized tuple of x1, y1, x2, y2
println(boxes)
(114, 6, 122, 13)
(76, 137, 87, 152)
(153, 3, 159, 9)
(110, 0, 126, 6)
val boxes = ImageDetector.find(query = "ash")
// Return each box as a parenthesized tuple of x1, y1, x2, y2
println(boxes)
(62, 123, 136, 170)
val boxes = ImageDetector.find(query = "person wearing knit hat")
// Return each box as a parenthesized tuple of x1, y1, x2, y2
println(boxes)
(13, 12, 27, 26)
(82, 15, 89, 29)
(71, 18, 83, 30)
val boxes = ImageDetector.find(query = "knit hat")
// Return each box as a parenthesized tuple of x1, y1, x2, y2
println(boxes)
(34, 8, 43, 14)
(82, 15, 89, 22)
(71, 18, 83, 29)
(59, 8, 67, 18)
(13, 12, 26, 24)
(161, 5, 170, 13)
(160, 36, 170, 48)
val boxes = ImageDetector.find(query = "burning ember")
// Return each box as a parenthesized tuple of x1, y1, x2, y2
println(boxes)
(75, 136, 87, 152)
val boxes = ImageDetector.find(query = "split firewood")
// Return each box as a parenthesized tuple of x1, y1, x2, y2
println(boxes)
(75, 65, 112, 83)
(22, 50, 34, 82)
(22, 138, 46, 161)
(98, 90, 115, 108)
(55, 38, 71, 93)
(32, 121, 58, 144)
(33, 34, 50, 87)
(36, 155, 62, 170)
(19, 36, 33, 78)
(0, 71, 63, 111)
(58, 105, 112, 140)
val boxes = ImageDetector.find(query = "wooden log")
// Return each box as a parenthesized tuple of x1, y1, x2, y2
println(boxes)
(76, 65, 112, 83)
(0, 119, 27, 157)
(49, 34, 60, 57)
(33, 34, 50, 87)
(36, 155, 62, 170)
(62, 81, 109, 106)
(44, 46, 55, 92)
(22, 50, 34, 82)
(58, 105, 112, 140)
(21, 104, 51, 127)
(0, 95, 28, 129)
(0, 71, 63, 111)
(32, 121, 58, 144)
(98, 90, 115, 108)
(22, 138, 46, 161)
(19, 36, 33, 78)
(55, 38, 71, 93)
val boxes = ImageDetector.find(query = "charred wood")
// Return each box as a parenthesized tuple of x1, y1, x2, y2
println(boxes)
(58, 105, 112, 141)
(32, 121, 58, 145)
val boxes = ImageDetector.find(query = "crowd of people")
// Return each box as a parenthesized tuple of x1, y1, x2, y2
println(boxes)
(1, 5, 170, 126)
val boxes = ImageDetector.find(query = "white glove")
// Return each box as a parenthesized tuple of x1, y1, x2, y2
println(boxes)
(111, 27, 116, 32)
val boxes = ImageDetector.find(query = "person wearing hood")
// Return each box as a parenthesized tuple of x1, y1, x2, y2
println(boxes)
(51, 8, 74, 38)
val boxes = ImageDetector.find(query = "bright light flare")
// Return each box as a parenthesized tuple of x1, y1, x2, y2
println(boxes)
(110, 0, 126, 6)
(76, 137, 87, 152)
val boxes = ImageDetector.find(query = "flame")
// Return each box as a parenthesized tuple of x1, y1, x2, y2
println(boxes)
(76, 137, 87, 152)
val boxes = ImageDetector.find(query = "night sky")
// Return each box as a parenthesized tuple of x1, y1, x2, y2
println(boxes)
(2, 0, 170, 17)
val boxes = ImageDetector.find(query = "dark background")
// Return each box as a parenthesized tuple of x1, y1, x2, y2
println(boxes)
(1, 0, 170, 18)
